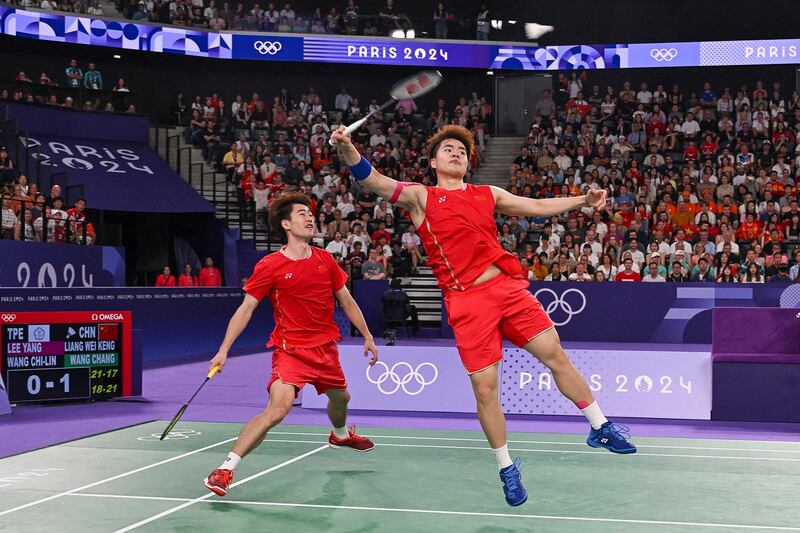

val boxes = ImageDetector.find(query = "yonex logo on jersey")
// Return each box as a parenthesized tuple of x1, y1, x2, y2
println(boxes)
(284, 273, 293, 279)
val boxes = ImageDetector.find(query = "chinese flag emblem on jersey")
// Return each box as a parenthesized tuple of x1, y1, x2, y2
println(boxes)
(98, 323, 119, 341)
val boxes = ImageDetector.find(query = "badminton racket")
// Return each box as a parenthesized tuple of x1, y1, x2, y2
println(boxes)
(329, 70, 443, 145)
(159, 365, 219, 441)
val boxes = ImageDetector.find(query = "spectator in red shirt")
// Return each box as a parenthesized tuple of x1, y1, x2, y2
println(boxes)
(155, 266, 176, 287)
(370, 220, 391, 245)
(700, 134, 718, 158)
(682, 141, 700, 163)
(178, 263, 199, 286)
(199, 257, 223, 286)
(615, 257, 642, 281)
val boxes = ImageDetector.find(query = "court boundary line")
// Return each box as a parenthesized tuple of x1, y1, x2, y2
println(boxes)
(270, 431, 800, 454)
(112, 444, 329, 533)
(0, 419, 158, 460)
(0, 434, 238, 518)
(263, 438, 800, 462)
(69, 492, 800, 531)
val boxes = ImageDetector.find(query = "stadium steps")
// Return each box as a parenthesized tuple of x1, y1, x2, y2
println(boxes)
(473, 136, 526, 188)
(396, 266, 442, 327)
(150, 126, 280, 252)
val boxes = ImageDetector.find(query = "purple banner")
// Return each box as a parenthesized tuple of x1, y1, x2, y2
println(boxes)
(7, 104, 212, 213)
(501, 346, 712, 420)
(443, 282, 799, 344)
(302, 344, 476, 413)
(2, 6, 800, 71)
(0, 240, 125, 287)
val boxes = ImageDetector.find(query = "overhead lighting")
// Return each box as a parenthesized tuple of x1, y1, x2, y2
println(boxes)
(490, 19, 502, 30)
(113, 54, 121, 59)
(507, 20, 517, 24)
(486, 70, 494, 76)
(524, 23, 555, 39)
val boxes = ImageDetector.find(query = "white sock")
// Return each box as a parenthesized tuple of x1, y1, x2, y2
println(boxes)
(581, 401, 609, 430)
(333, 425, 349, 439)
(219, 452, 241, 470)
(492, 444, 514, 470)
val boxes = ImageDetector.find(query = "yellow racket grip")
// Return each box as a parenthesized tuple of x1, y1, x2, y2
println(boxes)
(207, 365, 220, 379)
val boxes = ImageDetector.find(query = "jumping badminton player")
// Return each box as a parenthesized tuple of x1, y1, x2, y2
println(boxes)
(331, 125, 636, 507)
(204, 192, 378, 497)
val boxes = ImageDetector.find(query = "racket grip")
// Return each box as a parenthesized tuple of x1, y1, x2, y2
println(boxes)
(207, 365, 220, 379)
(328, 117, 367, 146)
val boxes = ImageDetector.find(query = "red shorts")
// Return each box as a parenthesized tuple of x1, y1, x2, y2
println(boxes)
(267, 340, 347, 397)
(444, 274, 554, 374)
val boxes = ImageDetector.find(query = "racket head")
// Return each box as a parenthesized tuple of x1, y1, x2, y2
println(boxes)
(159, 404, 188, 440)
(389, 70, 443, 101)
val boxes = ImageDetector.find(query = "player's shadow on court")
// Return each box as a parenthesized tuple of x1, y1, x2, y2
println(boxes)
(207, 470, 377, 527)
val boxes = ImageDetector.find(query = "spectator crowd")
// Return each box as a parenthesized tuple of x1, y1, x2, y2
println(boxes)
(499, 74, 800, 283)
(180, 82, 490, 282)
(2, 60, 135, 113)
(7, 0, 494, 41)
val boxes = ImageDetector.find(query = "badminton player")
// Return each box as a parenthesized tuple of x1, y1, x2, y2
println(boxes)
(331, 125, 635, 507)
(204, 192, 378, 497)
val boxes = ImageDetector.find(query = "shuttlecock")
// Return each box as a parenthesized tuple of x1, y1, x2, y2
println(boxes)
(524, 23, 555, 40)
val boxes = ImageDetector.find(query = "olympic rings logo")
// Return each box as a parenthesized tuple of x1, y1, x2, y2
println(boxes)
(253, 41, 283, 55)
(650, 48, 678, 62)
(533, 288, 587, 326)
(365, 361, 438, 395)
(1, 314, 16, 322)
(138, 429, 202, 441)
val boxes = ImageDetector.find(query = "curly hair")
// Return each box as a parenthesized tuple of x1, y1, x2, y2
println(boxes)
(268, 192, 312, 242)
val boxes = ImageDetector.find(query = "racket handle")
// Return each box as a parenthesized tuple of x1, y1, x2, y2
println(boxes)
(329, 117, 368, 146)
(207, 365, 220, 379)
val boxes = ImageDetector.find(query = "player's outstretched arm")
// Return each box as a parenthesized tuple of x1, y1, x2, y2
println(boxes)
(330, 125, 423, 213)
(209, 294, 260, 372)
(334, 285, 378, 366)
(491, 186, 607, 218)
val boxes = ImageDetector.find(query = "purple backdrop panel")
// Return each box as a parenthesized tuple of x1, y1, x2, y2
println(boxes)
(442, 282, 798, 344)
(0, 240, 125, 287)
(7, 104, 212, 213)
(301, 344, 475, 413)
(501, 346, 712, 420)
(712, 307, 800, 356)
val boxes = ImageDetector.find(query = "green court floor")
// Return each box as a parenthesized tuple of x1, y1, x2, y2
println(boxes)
(2, 421, 800, 532)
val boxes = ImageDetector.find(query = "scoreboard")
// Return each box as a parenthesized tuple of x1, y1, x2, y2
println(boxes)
(0, 311, 133, 403)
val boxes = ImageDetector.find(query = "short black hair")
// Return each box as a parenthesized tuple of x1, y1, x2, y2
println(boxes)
(268, 192, 312, 242)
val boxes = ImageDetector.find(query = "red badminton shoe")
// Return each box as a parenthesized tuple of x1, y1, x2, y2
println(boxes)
(204, 468, 234, 496)
(328, 426, 375, 452)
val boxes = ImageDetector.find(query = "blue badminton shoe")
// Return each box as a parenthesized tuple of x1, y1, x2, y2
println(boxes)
(587, 421, 637, 454)
(499, 457, 528, 506)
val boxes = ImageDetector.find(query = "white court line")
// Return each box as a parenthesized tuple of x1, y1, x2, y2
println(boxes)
(264, 438, 800, 463)
(113, 445, 328, 533)
(0, 436, 238, 518)
(272, 431, 800, 454)
(69, 492, 800, 531)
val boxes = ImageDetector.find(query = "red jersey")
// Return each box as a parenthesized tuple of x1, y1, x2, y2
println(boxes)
(243, 247, 348, 349)
(199, 267, 223, 287)
(615, 270, 641, 282)
(178, 274, 199, 287)
(155, 274, 175, 287)
(415, 184, 525, 291)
